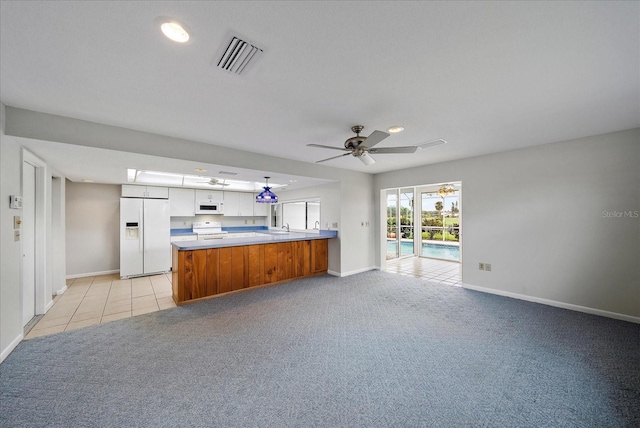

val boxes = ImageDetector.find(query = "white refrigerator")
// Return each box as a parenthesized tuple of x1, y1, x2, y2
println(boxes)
(120, 198, 171, 278)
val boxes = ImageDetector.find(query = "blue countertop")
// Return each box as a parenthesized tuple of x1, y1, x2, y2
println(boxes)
(171, 226, 269, 236)
(172, 230, 338, 250)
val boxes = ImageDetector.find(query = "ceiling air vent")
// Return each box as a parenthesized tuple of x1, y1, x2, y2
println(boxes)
(216, 35, 264, 75)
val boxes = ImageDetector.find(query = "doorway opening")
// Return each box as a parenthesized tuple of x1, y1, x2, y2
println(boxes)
(383, 182, 462, 283)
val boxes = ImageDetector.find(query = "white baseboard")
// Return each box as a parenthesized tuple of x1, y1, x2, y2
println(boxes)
(66, 269, 119, 279)
(328, 266, 377, 278)
(462, 283, 640, 324)
(55, 285, 68, 296)
(1, 333, 24, 363)
(44, 299, 55, 312)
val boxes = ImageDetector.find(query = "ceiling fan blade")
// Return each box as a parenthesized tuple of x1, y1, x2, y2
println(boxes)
(368, 146, 418, 154)
(358, 152, 376, 165)
(316, 152, 352, 163)
(364, 130, 390, 148)
(307, 144, 350, 152)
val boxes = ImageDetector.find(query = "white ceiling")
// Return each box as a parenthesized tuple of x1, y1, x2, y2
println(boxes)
(1, 1, 638, 182)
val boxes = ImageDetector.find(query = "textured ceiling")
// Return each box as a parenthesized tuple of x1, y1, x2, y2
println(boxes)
(1, 1, 638, 180)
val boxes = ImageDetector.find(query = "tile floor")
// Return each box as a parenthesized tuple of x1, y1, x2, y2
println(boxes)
(25, 273, 176, 340)
(385, 256, 462, 286)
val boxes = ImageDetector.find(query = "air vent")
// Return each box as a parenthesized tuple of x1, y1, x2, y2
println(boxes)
(218, 171, 239, 176)
(216, 36, 263, 75)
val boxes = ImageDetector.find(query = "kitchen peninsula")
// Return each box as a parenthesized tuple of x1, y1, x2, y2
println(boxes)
(171, 230, 337, 304)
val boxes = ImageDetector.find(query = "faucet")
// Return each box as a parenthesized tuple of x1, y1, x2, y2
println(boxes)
(283, 223, 290, 232)
(314, 220, 320, 230)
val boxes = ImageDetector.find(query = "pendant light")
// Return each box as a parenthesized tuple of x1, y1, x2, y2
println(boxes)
(256, 177, 278, 203)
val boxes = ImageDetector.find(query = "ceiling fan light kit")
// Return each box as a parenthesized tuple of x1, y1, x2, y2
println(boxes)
(307, 125, 421, 166)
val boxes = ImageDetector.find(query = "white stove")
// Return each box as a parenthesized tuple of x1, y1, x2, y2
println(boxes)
(192, 221, 228, 240)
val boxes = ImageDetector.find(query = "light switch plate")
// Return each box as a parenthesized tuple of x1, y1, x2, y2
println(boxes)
(14, 216, 21, 229)
(14, 230, 20, 241)
(10, 195, 22, 209)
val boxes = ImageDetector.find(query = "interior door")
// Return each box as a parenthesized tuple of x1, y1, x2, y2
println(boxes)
(22, 161, 36, 326)
(143, 199, 170, 274)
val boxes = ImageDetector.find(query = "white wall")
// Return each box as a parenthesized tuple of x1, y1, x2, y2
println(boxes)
(374, 128, 640, 320)
(66, 181, 120, 277)
(0, 104, 25, 361)
(278, 182, 345, 274)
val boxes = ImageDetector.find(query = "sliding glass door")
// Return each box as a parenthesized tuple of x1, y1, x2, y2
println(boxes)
(419, 187, 460, 261)
(385, 188, 415, 260)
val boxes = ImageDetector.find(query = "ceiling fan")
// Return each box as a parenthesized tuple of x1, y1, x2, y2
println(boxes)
(197, 177, 230, 187)
(307, 125, 418, 166)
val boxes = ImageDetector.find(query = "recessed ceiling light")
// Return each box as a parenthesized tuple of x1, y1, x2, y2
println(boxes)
(160, 21, 190, 43)
(289, 179, 297, 183)
(388, 126, 405, 133)
(82, 179, 94, 183)
(194, 168, 206, 173)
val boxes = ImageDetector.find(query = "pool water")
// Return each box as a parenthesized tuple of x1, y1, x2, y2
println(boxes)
(387, 240, 459, 261)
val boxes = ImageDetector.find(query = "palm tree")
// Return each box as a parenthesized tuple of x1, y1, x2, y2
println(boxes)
(435, 201, 443, 212)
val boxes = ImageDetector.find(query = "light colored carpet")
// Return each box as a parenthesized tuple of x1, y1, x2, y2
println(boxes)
(1, 271, 638, 427)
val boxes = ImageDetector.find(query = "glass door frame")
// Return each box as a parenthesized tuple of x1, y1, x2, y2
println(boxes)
(381, 182, 463, 268)
(385, 187, 416, 261)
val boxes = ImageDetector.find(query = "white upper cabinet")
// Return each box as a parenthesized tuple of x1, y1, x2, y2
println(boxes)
(223, 192, 255, 216)
(122, 185, 168, 199)
(169, 188, 195, 217)
(253, 194, 269, 216)
(195, 189, 224, 202)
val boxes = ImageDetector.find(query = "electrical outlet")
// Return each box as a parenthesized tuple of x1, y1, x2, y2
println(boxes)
(485, 264, 492, 272)
(365, 221, 370, 227)
(244, 220, 247, 224)
(332, 222, 338, 228)
(14, 230, 20, 241)
(361, 221, 364, 227)
(479, 263, 485, 270)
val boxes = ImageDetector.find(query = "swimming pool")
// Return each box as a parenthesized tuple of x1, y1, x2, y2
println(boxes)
(387, 240, 460, 261)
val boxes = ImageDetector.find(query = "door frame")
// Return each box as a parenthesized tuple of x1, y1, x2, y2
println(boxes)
(21, 149, 48, 323)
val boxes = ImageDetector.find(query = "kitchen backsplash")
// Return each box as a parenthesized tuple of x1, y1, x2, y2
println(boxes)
(170, 215, 267, 230)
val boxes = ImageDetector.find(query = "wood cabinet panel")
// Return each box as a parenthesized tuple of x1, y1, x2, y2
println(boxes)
(184, 250, 207, 300)
(294, 240, 311, 278)
(172, 246, 183, 302)
(230, 246, 245, 291)
(205, 248, 219, 296)
(311, 239, 329, 273)
(173, 238, 329, 304)
(218, 247, 233, 293)
(263, 243, 278, 284)
(277, 242, 294, 281)
(245, 245, 264, 287)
